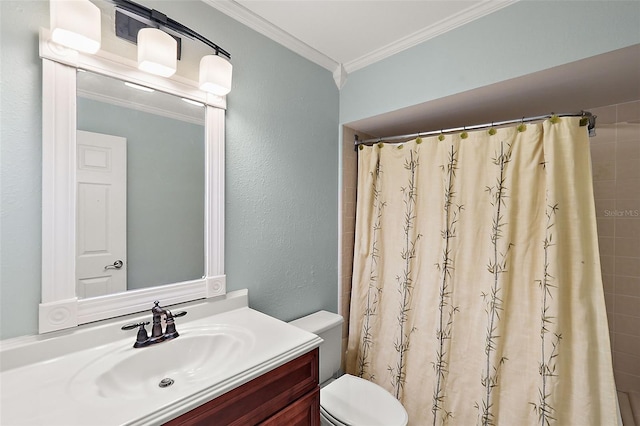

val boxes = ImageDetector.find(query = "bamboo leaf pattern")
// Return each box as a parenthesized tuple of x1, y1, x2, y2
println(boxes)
(358, 157, 385, 380)
(477, 141, 513, 426)
(432, 145, 462, 425)
(530, 201, 562, 426)
(389, 148, 420, 399)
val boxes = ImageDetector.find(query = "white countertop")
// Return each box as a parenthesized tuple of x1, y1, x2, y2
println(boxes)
(0, 290, 322, 425)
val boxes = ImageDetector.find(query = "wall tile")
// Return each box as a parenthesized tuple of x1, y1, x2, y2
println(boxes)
(600, 255, 615, 276)
(597, 218, 615, 237)
(616, 179, 640, 200)
(593, 180, 616, 198)
(617, 218, 640, 240)
(592, 162, 616, 181)
(590, 101, 640, 393)
(614, 352, 640, 376)
(605, 292, 614, 314)
(595, 199, 616, 218)
(617, 276, 640, 298)
(617, 123, 640, 143)
(602, 274, 615, 293)
(616, 237, 640, 258)
(591, 142, 616, 164)
(617, 140, 640, 162)
(617, 158, 640, 180)
(616, 199, 640, 216)
(616, 314, 640, 337)
(614, 332, 640, 357)
(590, 126, 616, 145)
(615, 294, 640, 317)
(614, 370, 640, 393)
(599, 237, 615, 256)
(616, 256, 640, 277)
(591, 105, 617, 124)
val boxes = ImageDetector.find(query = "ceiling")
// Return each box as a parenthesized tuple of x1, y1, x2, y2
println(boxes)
(202, 1, 640, 138)
(203, 0, 515, 86)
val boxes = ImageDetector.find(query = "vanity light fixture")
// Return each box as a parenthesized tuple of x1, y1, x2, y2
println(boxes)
(200, 55, 233, 96)
(137, 28, 177, 77)
(50, 0, 101, 53)
(113, 0, 233, 95)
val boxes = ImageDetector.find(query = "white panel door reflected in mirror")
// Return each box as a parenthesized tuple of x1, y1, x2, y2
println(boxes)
(76, 130, 127, 298)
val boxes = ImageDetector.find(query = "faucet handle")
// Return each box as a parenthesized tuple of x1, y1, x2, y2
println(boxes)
(121, 321, 151, 348)
(164, 311, 187, 340)
(121, 321, 150, 331)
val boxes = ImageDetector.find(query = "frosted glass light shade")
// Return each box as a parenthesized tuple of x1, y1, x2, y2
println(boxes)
(50, 0, 101, 54)
(137, 28, 177, 78)
(199, 55, 233, 96)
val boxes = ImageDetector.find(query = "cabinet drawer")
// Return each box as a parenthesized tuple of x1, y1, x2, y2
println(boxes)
(164, 348, 319, 425)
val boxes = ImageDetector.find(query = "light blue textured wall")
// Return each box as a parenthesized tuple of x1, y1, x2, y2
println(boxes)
(0, 0, 339, 339)
(340, 1, 640, 125)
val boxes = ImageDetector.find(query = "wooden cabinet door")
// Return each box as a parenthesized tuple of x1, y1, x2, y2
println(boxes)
(259, 386, 320, 426)
(164, 349, 319, 426)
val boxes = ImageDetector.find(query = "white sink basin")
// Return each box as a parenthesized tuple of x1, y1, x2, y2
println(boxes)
(68, 324, 255, 401)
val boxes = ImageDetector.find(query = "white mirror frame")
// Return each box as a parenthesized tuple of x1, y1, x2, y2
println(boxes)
(38, 29, 226, 333)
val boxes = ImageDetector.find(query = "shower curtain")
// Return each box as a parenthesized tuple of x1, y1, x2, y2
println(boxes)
(346, 117, 617, 425)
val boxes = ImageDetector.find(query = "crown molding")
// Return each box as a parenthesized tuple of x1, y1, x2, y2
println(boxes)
(202, 0, 339, 72)
(202, 0, 517, 89)
(344, 1, 518, 73)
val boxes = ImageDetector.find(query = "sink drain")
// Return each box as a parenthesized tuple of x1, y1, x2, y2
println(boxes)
(159, 378, 175, 388)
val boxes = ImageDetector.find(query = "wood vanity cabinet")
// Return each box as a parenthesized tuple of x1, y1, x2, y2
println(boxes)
(164, 348, 320, 426)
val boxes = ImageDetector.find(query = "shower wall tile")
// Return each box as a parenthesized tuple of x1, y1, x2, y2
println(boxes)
(592, 162, 617, 181)
(602, 274, 614, 293)
(617, 276, 640, 297)
(599, 237, 615, 256)
(591, 100, 640, 393)
(616, 237, 640, 258)
(617, 141, 640, 161)
(617, 314, 640, 336)
(617, 218, 640, 240)
(616, 179, 640, 200)
(595, 199, 616, 218)
(617, 158, 640, 180)
(618, 124, 640, 143)
(600, 255, 615, 276)
(597, 218, 615, 237)
(615, 371, 640, 393)
(614, 352, 640, 377)
(615, 333, 640, 356)
(616, 257, 640, 277)
(616, 295, 640, 317)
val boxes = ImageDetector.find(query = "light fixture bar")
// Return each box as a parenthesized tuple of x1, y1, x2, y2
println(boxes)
(112, 0, 231, 60)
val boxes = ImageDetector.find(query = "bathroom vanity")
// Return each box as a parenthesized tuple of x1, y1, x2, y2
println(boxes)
(0, 290, 322, 425)
(165, 349, 319, 425)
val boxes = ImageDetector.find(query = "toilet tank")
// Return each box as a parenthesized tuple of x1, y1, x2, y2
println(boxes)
(289, 311, 344, 384)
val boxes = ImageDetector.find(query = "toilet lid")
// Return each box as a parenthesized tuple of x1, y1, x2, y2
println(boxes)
(320, 374, 408, 426)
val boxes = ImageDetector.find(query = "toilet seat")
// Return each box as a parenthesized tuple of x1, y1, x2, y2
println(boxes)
(320, 374, 409, 426)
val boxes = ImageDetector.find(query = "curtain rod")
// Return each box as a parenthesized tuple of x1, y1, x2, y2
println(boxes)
(354, 111, 596, 147)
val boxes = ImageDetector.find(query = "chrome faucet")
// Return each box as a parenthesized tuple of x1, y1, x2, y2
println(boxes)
(121, 301, 187, 348)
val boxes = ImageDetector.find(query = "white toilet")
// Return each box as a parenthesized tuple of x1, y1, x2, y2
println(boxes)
(290, 311, 409, 426)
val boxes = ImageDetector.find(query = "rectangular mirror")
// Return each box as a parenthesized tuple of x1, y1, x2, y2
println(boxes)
(76, 70, 205, 298)
(39, 29, 226, 333)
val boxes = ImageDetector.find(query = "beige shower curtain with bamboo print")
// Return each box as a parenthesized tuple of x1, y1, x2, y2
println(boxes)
(346, 117, 618, 426)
